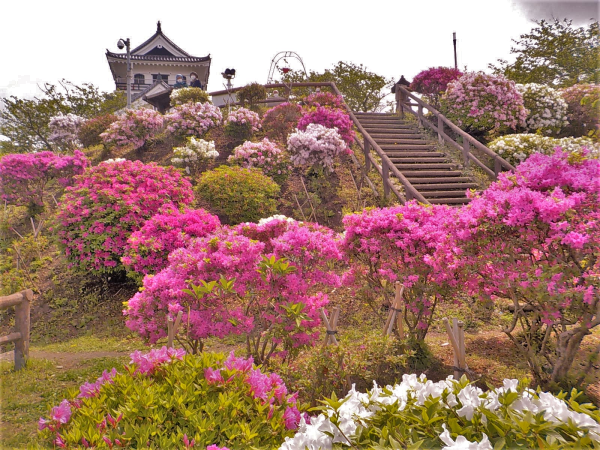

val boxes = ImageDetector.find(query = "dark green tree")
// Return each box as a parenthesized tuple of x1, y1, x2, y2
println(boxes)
(489, 19, 599, 87)
(282, 61, 394, 112)
(0, 80, 126, 154)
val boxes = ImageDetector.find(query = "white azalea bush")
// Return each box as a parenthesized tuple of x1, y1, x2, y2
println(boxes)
(489, 134, 600, 165)
(172, 136, 218, 173)
(280, 375, 600, 450)
(516, 83, 569, 135)
(287, 123, 349, 172)
(48, 113, 85, 150)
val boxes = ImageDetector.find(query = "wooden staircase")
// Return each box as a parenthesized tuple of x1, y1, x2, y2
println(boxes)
(353, 112, 479, 205)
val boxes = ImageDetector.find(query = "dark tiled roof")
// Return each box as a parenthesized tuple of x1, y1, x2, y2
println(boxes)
(106, 51, 211, 63)
(131, 80, 172, 102)
(131, 21, 191, 56)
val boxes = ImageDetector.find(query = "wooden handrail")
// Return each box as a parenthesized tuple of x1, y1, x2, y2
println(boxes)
(396, 86, 515, 178)
(0, 289, 32, 370)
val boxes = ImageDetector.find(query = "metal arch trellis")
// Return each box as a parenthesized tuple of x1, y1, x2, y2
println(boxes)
(267, 51, 308, 84)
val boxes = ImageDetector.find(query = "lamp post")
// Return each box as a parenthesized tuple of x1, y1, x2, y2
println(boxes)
(118, 38, 132, 108)
(221, 68, 236, 114)
(453, 32, 458, 70)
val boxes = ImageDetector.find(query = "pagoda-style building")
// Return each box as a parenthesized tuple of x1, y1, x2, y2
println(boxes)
(106, 21, 211, 94)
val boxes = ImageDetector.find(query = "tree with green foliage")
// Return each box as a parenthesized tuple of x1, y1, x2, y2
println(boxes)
(0, 80, 126, 154)
(282, 61, 393, 112)
(489, 19, 599, 88)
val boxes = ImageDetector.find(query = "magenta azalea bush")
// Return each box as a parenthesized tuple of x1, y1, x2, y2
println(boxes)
(39, 350, 302, 449)
(124, 218, 342, 363)
(441, 72, 527, 135)
(100, 108, 164, 150)
(261, 102, 303, 143)
(56, 160, 193, 276)
(302, 91, 345, 110)
(287, 123, 349, 172)
(298, 106, 355, 146)
(166, 102, 222, 137)
(122, 206, 220, 281)
(227, 138, 290, 183)
(48, 113, 85, 150)
(410, 66, 463, 107)
(455, 149, 600, 387)
(342, 203, 461, 341)
(0, 150, 88, 210)
(560, 83, 600, 139)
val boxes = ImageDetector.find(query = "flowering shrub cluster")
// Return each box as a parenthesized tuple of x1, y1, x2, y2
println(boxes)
(56, 160, 193, 275)
(281, 375, 600, 450)
(287, 123, 348, 172)
(39, 350, 302, 449)
(122, 206, 220, 281)
(195, 165, 280, 224)
(224, 107, 261, 140)
(77, 113, 117, 148)
(262, 102, 303, 143)
(298, 106, 355, 146)
(169, 86, 210, 106)
(342, 203, 460, 341)
(172, 136, 218, 173)
(441, 72, 527, 135)
(48, 113, 85, 149)
(125, 218, 342, 362)
(302, 91, 344, 110)
(560, 83, 600, 139)
(0, 150, 89, 210)
(516, 83, 568, 134)
(166, 102, 222, 137)
(489, 133, 600, 165)
(100, 108, 164, 150)
(228, 138, 290, 183)
(410, 67, 463, 106)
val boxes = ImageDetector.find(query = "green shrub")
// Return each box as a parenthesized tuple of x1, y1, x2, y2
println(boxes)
(169, 87, 211, 107)
(77, 114, 117, 148)
(195, 165, 280, 224)
(237, 83, 267, 111)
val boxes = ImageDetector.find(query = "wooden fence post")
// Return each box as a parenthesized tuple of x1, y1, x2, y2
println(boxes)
(437, 115, 444, 144)
(384, 282, 405, 338)
(167, 311, 184, 348)
(364, 138, 371, 172)
(462, 139, 470, 166)
(443, 317, 469, 379)
(14, 289, 32, 370)
(382, 160, 390, 198)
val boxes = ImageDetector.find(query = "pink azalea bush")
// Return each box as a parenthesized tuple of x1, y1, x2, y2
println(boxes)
(302, 91, 345, 110)
(39, 350, 302, 448)
(100, 108, 164, 150)
(297, 106, 355, 146)
(124, 219, 342, 363)
(0, 150, 89, 210)
(165, 101, 222, 137)
(441, 72, 527, 136)
(342, 202, 461, 341)
(48, 113, 85, 149)
(410, 67, 463, 96)
(261, 102, 303, 143)
(227, 138, 291, 183)
(224, 107, 261, 139)
(454, 148, 600, 387)
(122, 206, 220, 281)
(287, 123, 349, 172)
(56, 160, 194, 276)
(560, 83, 600, 139)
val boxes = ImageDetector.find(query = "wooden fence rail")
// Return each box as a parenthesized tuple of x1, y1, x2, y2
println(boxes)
(0, 289, 32, 370)
(395, 86, 515, 180)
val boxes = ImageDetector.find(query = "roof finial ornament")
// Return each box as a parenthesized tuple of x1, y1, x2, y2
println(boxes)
(157, 21, 162, 33)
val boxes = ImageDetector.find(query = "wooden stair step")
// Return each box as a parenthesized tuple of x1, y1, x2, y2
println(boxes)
(416, 184, 478, 191)
(395, 163, 458, 170)
(385, 151, 445, 158)
(369, 133, 423, 139)
(389, 157, 449, 164)
(376, 138, 427, 145)
(427, 198, 471, 205)
(406, 177, 475, 184)
(421, 190, 469, 198)
(402, 170, 463, 177)
(382, 144, 436, 150)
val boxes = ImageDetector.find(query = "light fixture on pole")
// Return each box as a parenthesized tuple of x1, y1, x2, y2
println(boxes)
(221, 68, 236, 113)
(117, 38, 132, 108)
(453, 32, 458, 70)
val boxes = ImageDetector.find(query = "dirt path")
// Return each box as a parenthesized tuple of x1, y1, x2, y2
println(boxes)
(0, 350, 130, 369)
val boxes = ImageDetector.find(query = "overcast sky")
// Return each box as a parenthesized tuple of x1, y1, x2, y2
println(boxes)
(0, 0, 597, 101)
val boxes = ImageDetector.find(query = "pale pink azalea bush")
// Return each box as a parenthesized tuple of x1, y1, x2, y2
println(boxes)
(166, 101, 222, 137)
(455, 149, 600, 387)
(228, 138, 291, 182)
(100, 108, 164, 150)
(122, 206, 220, 281)
(262, 102, 303, 143)
(0, 150, 89, 210)
(287, 123, 349, 172)
(225, 107, 261, 133)
(298, 106, 355, 146)
(302, 92, 345, 110)
(56, 160, 193, 276)
(124, 219, 342, 362)
(441, 72, 527, 135)
(48, 113, 85, 149)
(342, 203, 461, 341)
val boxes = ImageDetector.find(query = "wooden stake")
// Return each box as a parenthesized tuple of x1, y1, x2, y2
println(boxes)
(320, 307, 339, 346)
(167, 311, 184, 348)
(384, 283, 405, 337)
(443, 317, 469, 379)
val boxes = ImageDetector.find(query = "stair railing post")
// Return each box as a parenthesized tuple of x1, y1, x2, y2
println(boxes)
(364, 137, 371, 172)
(382, 159, 390, 198)
(462, 138, 470, 166)
(437, 115, 444, 144)
(494, 157, 501, 178)
(14, 289, 32, 370)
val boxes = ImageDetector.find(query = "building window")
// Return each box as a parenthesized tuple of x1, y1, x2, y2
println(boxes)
(134, 74, 145, 86)
(152, 74, 169, 84)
